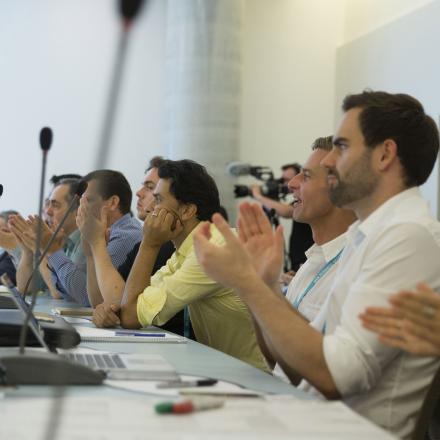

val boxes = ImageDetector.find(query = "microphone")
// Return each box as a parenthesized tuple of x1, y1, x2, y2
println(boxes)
(19, 127, 53, 354)
(0, 184, 3, 197)
(22, 180, 88, 298)
(39, 127, 53, 151)
(119, 0, 145, 29)
(34, 127, 53, 271)
(95, 0, 145, 169)
(0, 129, 102, 385)
(226, 161, 252, 177)
(226, 162, 275, 181)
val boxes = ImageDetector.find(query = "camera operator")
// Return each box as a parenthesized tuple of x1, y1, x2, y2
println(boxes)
(251, 163, 314, 275)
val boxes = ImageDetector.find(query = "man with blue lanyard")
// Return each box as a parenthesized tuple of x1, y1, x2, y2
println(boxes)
(268, 136, 355, 377)
(192, 91, 440, 439)
(251, 136, 355, 374)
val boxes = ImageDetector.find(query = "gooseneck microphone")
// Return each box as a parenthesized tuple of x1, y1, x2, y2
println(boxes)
(19, 127, 52, 353)
(39, 127, 53, 152)
(0, 128, 103, 386)
(95, 0, 145, 168)
(21, 180, 88, 298)
(35, 127, 53, 275)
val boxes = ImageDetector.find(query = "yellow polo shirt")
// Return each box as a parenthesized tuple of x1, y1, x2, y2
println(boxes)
(137, 225, 268, 371)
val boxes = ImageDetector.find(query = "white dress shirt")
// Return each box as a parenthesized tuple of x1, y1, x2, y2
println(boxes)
(304, 187, 440, 440)
(286, 232, 347, 321)
(273, 232, 347, 380)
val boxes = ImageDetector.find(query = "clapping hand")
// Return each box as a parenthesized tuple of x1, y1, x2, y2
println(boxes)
(237, 202, 284, 288)
(360, 282, 440, 356)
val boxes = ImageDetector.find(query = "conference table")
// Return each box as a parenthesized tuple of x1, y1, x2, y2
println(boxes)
(0, 296, 397, 439)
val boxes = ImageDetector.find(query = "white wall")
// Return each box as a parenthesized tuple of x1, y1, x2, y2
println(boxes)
(1, 0, 439, 220)
(336, 0, 440, 216)
(240, 0, 344, 170)
(342, 0, 435, 44)
(2, 0, 349, 222)
(0, 0, 167, 215)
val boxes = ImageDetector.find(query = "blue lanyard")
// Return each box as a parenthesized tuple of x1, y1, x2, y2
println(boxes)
(292, 249, 343, 310)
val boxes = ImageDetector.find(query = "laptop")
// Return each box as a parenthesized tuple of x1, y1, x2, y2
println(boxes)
(0, 276, 179, 382)
(0, 283, 80, 349)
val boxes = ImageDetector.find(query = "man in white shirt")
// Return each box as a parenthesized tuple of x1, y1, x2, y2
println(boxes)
(192, 90, 440, 439)
(284, 137, 355, 321)
(257, 136, 355, 375)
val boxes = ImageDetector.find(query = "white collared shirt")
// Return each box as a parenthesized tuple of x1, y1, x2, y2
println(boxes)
(286, 232, 347, 321)
(273, 232, 347, 380)
(304, 187, 440, 439)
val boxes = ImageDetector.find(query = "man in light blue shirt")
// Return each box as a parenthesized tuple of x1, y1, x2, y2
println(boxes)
(75, 170, 143, 307)
(12, 179, 83, 300)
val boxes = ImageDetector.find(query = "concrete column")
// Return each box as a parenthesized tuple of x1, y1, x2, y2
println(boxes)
(165, 0, 243, 221)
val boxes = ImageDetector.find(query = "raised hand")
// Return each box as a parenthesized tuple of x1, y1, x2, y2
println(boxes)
(237, 202, 284, 288)
(142, 207, 183, 247)
(0, 225, 18, 251)
(9, 214, 36, 252)
(27, 215, 66, 255)
(77, 198, 108, 247)
(360, 282, 440, 356)
(193, 212, 258, 291)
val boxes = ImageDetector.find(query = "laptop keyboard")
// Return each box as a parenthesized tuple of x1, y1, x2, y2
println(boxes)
(64, 353, 126, 369)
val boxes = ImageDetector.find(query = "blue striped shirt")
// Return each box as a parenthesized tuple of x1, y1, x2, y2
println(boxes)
(47, 213, 142, 306)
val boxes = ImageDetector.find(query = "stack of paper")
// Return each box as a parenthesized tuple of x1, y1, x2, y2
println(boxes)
(0, 395, 397, 440)
(76, 326, 186, 343)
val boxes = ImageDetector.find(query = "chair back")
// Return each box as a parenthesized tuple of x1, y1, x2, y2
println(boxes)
(413, 365, 440, 440)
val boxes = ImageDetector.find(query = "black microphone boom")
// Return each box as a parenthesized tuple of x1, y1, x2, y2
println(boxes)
(19, 128, 52, 354)
(2, 129, 102, 385)
(94, 0, 146, 169)
(119, 0, 145, 25)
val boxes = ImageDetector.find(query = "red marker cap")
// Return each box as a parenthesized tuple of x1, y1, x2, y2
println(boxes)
(173, 401, 194, 414)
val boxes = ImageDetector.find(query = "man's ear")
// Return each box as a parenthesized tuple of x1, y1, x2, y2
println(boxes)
(377, 139, 398, 171)
(107, 195, 120, 212)
(180, 203, 197, 221)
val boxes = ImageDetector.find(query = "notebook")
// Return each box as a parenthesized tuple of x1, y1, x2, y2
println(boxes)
(76, 326, 187, 343)
(52, 307, 94, 317)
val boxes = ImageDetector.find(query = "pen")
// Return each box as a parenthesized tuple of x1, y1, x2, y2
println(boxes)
(155, 397, 225, 414)
(157, 379, 218, 389)
(115, 331, 166, 337)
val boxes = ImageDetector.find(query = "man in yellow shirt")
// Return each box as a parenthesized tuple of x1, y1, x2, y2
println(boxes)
(94, 159, 267, 371)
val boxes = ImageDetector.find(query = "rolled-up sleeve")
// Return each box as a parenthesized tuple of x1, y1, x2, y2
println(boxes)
(136, 231, 224, 327)
(323, 291, 389, 396)
(47, 250, 89, 306)
(322, 223, 440, 397)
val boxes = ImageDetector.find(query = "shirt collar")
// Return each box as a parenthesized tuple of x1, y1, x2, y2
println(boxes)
(176, 223, 223, 258)
(357, 187, 423, 238)
(110, 213, 132, 231)
(320, 232, 347, 262)
(305, 232, 347, 263)
(67, 228, 81, 243)
(175, 226, 197, 258)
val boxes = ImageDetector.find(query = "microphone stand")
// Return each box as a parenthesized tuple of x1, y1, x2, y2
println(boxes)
(94, 25, 129, 169)
(19, 178, 86, 353)
(0, 129, 103, 385)
(19, 148, 48, 354)
(94, 0, 145, 169)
